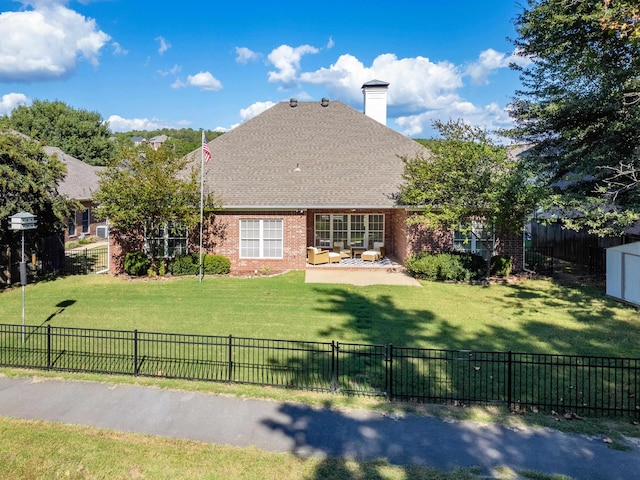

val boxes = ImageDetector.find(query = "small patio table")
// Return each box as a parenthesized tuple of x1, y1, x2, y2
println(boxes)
(350, 246, 367, 258)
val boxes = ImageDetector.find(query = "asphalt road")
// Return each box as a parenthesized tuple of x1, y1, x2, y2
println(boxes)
(1, 376, 639, 479)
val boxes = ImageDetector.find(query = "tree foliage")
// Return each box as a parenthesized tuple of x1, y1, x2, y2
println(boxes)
(2, 100, 115, 166)
(0, 129, 74, 245)
(94, 143, 217, 268)
(112, 128, 223, 159)
(400, 120, 542, 275)
(509, 0, 640, 235)
(400, 120, 541, 234)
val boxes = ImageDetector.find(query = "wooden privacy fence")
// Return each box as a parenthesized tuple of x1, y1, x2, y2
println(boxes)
(1, 323, 638, 417)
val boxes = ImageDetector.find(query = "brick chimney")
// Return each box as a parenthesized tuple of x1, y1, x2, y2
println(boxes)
(362, 79, 389, 125)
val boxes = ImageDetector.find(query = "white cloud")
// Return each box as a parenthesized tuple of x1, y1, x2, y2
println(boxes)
(301, 53, 462, 110)
(111, 41, 128, 56)
(0, 1, 111, 82)
(395, 101, 514, 137)
(106, 114, 171, 133)
(299, 51, 520, 136)
(239, 101, 276, 121)
(0, 92, 30, 115)
(156, 36, 171, 56)
(171, 71, 222, 91)
(158, 64, 181, 76)
(326, 37, 335, 49)
(235, 47, 259, 64)
(267, 44, 320, 88)
(465, 48, 531, 85)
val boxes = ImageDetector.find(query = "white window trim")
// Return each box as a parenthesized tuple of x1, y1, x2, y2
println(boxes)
(239, 219, 284, 259)
(81, 207, 91, 234)
(314, 214, 384, 249)
(453, 221, 495, 259)
(144, 222, 188, 258)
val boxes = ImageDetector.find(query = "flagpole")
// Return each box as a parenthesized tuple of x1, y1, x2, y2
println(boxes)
(198, 129, 205, 283)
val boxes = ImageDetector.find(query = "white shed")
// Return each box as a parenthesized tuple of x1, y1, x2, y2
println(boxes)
(606, 241, 640, 307)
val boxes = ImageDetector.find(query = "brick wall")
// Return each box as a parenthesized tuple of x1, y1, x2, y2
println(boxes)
(206, 211, 307, 274)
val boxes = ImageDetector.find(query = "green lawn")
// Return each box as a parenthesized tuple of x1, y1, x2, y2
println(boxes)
(0, 271, 638, 358)
(0, 416, 551, 480)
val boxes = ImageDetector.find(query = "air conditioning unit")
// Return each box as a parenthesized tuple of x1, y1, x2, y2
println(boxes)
(96, 225, 109, 239)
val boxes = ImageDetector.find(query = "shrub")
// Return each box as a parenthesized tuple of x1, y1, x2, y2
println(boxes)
(405, 251, 485, 282)
(491, 255, 512, 277)
(169, 253, 198, 276)
(169, 253, 231, 276)
(203, 254, 231, 275)
(124, 252, 149, 276)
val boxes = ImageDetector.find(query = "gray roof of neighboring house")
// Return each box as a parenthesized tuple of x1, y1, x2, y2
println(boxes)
(149, 135, 168, 143)
(187, 100, 429, 209)
(44, 146, 103, 201)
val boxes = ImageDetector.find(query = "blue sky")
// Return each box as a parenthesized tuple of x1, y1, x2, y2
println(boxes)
(0, 0, 530, 137)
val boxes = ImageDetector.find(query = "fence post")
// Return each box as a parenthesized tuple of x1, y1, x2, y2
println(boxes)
(387, 344, 393, 402)
(228, 335, 233, 383)
(133, 330, 138, 376)
(47, 324, 51, 370)
(330, 341, 336, 392)
(507, 351, 513, 410)
(335, 342, 340, 393)
(83, 249, 88, 275)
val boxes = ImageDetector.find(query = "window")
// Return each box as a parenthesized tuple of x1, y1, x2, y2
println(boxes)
(67, 213, 76, 237)
(82, 208, 90, 234)
(453, 221, 494, 259)
(240, 219, 283, 258)
(314, 214, 385, 248)
(145, 222, 188, 258)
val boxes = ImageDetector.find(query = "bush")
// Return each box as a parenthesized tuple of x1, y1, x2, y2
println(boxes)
(169, 253, 231, 276)
(491, 255, 512, 277)
(169, 253, 198, 276)
(124, 252, 149, 276)
(203, 254, 231, 275)
(405, 251, 485, 282)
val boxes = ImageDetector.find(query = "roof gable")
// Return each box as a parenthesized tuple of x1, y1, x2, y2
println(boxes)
(189, 100, 428, 208)
(45, 146, 103, 200)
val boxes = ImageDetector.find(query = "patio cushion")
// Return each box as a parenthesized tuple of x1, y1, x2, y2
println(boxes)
(361, 250, 381, 262)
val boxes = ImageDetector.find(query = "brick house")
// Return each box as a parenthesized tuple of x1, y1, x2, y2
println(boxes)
(109, 81, 524, 275)
(46, 146, 107, 242)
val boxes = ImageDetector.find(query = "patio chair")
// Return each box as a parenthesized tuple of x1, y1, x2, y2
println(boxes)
(307, 247, 342, 265)
(307, 247, 330, 265)
(333, 241, 351, 259)
(361, 242, 385, 262)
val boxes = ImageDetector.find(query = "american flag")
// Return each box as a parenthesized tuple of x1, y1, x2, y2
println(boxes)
(202, 135, 211, 163)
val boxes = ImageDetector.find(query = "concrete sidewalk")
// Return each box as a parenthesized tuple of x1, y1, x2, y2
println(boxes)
(305, 268, 421, 286)
(1, 376, 639, 479)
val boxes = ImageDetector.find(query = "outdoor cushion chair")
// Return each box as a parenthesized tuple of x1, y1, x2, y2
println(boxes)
(307, 247, 330, 265)
(333, 241, 351, 259)
(307, 247, 342, 265)
(361, 242, 385, 262)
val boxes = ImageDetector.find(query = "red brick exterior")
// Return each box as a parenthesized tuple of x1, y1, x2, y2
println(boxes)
(108, 209, 524, 275)
(65, 201, 108, 243)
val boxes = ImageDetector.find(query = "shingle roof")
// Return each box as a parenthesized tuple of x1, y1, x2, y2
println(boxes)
(188, 100, 428, 209)
(45, 146, 103, 200)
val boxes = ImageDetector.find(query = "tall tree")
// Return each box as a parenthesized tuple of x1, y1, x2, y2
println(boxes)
(0, 129, 73, 246)
(509, 0, 640, 235)
(94, 143, 215, 272)
(400, 120, 542, 276)
(3, 100, 115, 166)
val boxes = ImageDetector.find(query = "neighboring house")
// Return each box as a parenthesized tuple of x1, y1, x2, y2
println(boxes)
(148, 135, 168, 150)
(45, 146, 107, 242)
(131, 136, 146, 146)
(109, 81, 524, 275)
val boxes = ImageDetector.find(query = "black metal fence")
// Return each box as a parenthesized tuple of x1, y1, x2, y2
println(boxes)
(524, 245, 554, 276)
(1, 323, 638, 417)
(40, 246, 109, 276)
